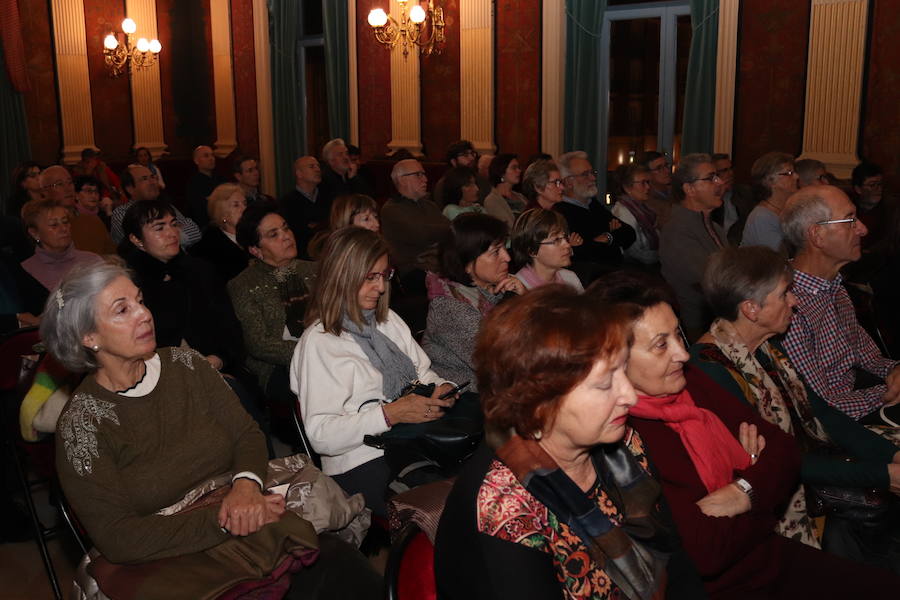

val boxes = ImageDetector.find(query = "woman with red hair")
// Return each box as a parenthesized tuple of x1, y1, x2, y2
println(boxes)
(435, 285, 703, 599)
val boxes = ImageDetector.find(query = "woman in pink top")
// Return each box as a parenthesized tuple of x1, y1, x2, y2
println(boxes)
(511, 208, 584, 291)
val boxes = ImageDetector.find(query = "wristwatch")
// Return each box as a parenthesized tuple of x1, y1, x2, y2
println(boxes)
(733, 477, 755, 506)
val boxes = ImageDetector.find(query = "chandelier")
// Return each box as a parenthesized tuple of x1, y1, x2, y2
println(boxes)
(367, 0, 445, 58)
(103, 18, 162, 77)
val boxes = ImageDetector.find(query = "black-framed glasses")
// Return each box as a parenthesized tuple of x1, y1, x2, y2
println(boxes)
(692, 173, 722, 184)
(776, 169, 796, 177)
(538, 233, 570, 246)
(400, 171, 427, 179)
(567, 169, 598, 180)
(43, 179, 73, 190)
(457, 150, 478, 159)
(816, 217, 858, 226)
(364, 268, 395, 282)
(548, 178, 565, 187)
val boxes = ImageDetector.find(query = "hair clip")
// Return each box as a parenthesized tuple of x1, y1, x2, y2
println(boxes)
(56, 289, 65, 310)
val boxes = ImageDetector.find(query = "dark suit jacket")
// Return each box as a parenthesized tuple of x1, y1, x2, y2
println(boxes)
(189, 226, 250, 284)
(279, 189, 331, 260)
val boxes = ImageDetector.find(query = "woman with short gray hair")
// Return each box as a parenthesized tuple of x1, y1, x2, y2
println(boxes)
(741, 152, 798, 251)
(690, 245, 900, 567)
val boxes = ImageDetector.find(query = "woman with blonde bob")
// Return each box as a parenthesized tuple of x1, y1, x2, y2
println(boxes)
(290, 227, 455, 517)
(190, 183, 249, 282)
(307, 194, 380, 259)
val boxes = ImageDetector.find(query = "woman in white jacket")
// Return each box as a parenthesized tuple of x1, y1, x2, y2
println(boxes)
(290, 226, 455, 517)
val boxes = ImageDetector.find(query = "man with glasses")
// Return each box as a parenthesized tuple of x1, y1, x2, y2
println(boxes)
(781, 186, 900, 426)
(280, 155, 327, 260)
(555, 151, 635, 279)
(433, 140, 490, 208)
(381, 159, 450, 297)
(796, 158, 829, 189)
(111, 164, 201, 247)
(40, 165, 115, 255)
(710, 152, 755, 244)
(637, 151, 675, 228)
(659, 153, 727, 341)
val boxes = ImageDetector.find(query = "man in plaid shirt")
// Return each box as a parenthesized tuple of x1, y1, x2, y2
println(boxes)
(781, 186, 900, 423)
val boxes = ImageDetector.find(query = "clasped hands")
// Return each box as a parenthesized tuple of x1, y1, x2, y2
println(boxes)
(696, 423, 765, 518)
(384, 382, 459, 425)
(218, 478, 285, 536)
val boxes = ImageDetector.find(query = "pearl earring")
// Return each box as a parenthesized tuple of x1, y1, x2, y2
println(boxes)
(91, 345, 100, 352)
(533, 430, 542, 440)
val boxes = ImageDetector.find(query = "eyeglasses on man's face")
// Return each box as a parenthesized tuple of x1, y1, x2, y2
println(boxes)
(692, 173, 722, 184)
(816, 217, 859, 227)
(400, 171, 427, 179)
(364, 268, 395, 282)
(43, 179, 73, 190)
(567, 169, 598, 180)
(776, 169, 796, 177)
(457, 150, 478, 159)
(862, 178, 883, 190)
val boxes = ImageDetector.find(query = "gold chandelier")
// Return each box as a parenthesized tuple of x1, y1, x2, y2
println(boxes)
(103, 18, 162, 77)
(367, 0, 445, 58)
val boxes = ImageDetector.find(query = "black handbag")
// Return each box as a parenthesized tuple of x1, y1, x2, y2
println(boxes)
(805, 483, 893, 521)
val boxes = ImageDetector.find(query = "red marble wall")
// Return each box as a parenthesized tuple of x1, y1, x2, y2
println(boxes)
(495, 0, 541, 160)
(419, 0, 461, 161)
(731, 1, 810, 183)
(356, 0, 392, 160)
(861, 0, 900, 189)
(84, 0, 133, 161)
(230, 0, 259, 160)
(19, 0, 60, 165)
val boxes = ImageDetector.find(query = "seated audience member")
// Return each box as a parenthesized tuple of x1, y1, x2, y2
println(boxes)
(228, 203, 317, 423)
(587, 272, 900, 598)
(291, 227, 454, 517)
(611, 163, 660, 266)
(780, 186, 900, 426)
(40, 165, 115, 255)
(119, 199, 245, 375)
(7, 161, 43, 218)
(190, 183, 250, 283)
(185, 145, 226, 228)
(556, 151, 636, 272)
(436, 285, 705, 600)
(711, 153, 755, 245)
(510, 208, 583, 291)
(741, 152, 797, 251)
(476, 152, 493, 181)
(134, 146, 165, 189)
(433, 140, 489, 208)
(347, 144, 375, 192)
(307, 194, 381, 259)
(636, 151, 675, 228)
(693, 245, 900, 569)
(521, 159, 565, 211)
(20, 198, 102, 292)
(111, 164, 201, 247)
(0, 216, 46, 330)
(70, 148, 122, 203)
(74, 176, 113, 230)
(319, 138, 372, 204)
(852, 161, 892, 254)
(795, 158, 828, 188)
(380, 158, 450, 293)
(280, 155, 327, 260)
(232, 155, 272, 205)
(422, 213, 524, 392)
(659, 153, 726, 342)
(46, 263, 381, 599)
(483, 154, 527, 228)
(440, 166, 484, 221)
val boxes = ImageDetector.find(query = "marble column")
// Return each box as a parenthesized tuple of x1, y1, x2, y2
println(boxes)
(253, 0, 277, 196)
(125, 0, 167, 159)
(210, 0, 237, 158)
(541, 0, 565, 158)
(459, 0, 494, 154)
(713, 0, 739, 156)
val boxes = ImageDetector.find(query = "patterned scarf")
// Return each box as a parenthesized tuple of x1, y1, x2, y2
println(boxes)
(342, 309, 417, 399)
(707, 318, 824, 548)
(617, 195, 659, 250)
(629, 389, 751, 493)
(497, 434, 673, 600)
(425, 272, 503, 317)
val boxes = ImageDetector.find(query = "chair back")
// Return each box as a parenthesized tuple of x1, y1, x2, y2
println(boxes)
(385, 523, 436, 600)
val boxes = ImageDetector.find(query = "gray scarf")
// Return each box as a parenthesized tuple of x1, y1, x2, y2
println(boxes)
(342, 310, 418, 399)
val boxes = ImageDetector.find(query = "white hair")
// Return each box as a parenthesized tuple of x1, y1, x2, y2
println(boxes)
(556, 151, 589, 179)
(322, 138, 347, 162)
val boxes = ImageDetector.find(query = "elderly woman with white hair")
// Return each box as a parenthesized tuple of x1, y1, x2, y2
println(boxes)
(44, 262, 381, 599)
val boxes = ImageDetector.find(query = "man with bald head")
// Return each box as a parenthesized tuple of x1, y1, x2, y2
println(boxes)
(186, 145, 226, 228)
(278, 155, 326, 259)
(780, 185, 900, 425)
(381, 159, 450, 292)
(40, 165, 115, 255)
(111, 164, 201, 246)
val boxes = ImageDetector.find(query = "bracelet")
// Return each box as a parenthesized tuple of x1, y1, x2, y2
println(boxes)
(382, 404, 392, 427)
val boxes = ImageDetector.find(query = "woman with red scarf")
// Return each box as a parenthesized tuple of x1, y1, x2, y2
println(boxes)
(586, 271, 900, 598)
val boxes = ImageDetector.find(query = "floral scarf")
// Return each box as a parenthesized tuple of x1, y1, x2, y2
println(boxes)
(708, 318, 824, 548)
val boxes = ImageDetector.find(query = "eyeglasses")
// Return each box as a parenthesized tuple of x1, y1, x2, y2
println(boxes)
(816, 217, 858, 226)
(539, 233, 570, 246)
(692, 173, 722, 184)
(629, 180, 652, 187)
(457, 150, 478, 159)
(776, 170, 796, 177)
(862, 180, 884, 189)
(43, 179, 73, 190)
(400, 171, 427, 179)
(548, 178, 565, 187)
(650, 163, 671, 172)
(567, 169, 598, 180)
(364, 268, 395, 282)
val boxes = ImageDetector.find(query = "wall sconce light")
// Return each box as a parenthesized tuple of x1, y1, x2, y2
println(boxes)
(103, 18, 162, 77)
(367, 0, 445, 58)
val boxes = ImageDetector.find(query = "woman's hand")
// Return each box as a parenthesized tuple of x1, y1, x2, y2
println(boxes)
(205, 354, 224, 371)
(16, 312, 41, 328)
(491, 275, 525, 296)
(696, 483, 752, 517)
(218, 479, 277, 536)
(738, 422, 765, 465)
(384, 385, 455, 425)
(568, 232, 584, 247)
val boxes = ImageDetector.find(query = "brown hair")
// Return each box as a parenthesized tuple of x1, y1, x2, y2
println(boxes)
(475, 285, 633, 439)
(21, 197, 65, 231)
(329, 194, 379, 230)
(510, 208, 569, 269)
(306, 227, 391, 335)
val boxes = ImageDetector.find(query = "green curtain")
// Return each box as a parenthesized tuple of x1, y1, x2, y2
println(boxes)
(0, 41, 31, 215)
(681, 0, 719, 155)
(563, 0, 607, 164)
(323, 1, 349, 142)
(270, 0, 303, 198)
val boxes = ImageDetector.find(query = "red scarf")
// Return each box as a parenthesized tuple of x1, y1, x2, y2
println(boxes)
(629, 389, 750, 493)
